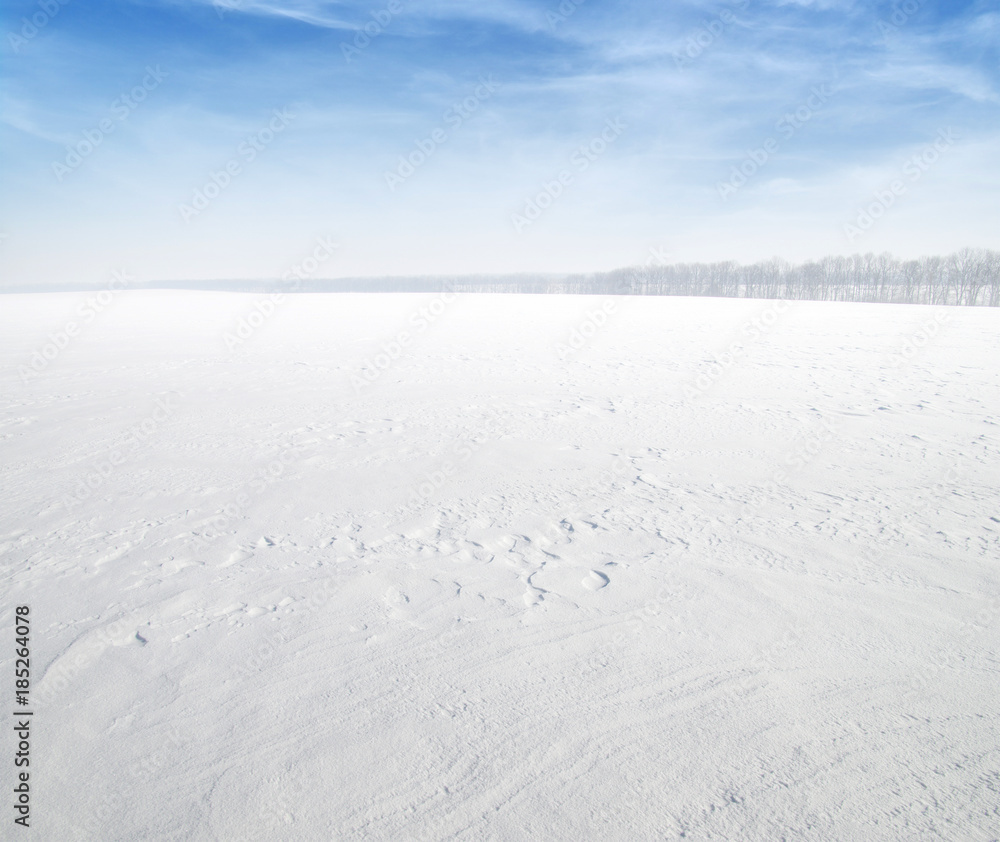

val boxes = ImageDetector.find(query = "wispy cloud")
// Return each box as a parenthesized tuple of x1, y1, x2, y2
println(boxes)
(0, 0, 997, 284)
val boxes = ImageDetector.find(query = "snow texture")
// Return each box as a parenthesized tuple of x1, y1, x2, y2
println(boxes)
(2, 291, 999, 840)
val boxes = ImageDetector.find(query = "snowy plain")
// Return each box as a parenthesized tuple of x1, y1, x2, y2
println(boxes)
(2, 290, 999, 840)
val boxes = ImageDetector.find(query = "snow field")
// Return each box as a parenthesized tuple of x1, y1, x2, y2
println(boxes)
(1, 290, 999, 840)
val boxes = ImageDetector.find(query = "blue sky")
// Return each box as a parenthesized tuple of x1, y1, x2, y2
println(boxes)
(1, 0, 997, 285)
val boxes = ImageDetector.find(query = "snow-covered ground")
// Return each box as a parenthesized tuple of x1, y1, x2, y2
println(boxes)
(2, 290, 999, 840)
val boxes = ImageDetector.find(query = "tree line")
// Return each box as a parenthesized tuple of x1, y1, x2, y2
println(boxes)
(453, 248, 1000, 306)
(21, 248, 998, 306)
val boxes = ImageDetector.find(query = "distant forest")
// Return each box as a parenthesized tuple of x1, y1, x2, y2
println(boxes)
(213, 248, 1000, 306)
(13, 248, 1000, 306)
(397, 248, 998, 306)
(535, 248, 1000, 306)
